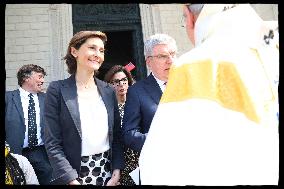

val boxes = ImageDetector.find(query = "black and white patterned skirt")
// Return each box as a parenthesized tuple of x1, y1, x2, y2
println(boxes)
(77, 150, 111, 185)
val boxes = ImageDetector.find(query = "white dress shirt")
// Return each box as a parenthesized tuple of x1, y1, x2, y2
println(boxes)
(152, 74, 167, 93)
(19, 87, 43, 148)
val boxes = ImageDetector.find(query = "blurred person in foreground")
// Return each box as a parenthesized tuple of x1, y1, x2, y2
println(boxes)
(139, 4, 279, 186)
(5, 141, 39, 185)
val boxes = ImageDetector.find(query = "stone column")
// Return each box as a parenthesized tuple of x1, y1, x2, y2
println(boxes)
(139, 4, 163, 42)
(272, 4, 278, 20)
(139, 4, 163, 75)
(49, 4, 73, 81)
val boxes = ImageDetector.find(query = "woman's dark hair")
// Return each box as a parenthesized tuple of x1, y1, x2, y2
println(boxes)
(64, 31, 107, 75)
(104, 65, 134, 86)
(17, 64, 46, 87)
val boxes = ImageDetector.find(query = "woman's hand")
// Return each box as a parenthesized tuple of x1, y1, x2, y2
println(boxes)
(106, 169, 121, 186)
(68, 179, 81, 185)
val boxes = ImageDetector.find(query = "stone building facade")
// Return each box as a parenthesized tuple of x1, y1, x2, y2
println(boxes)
(5, 4, 278, 91)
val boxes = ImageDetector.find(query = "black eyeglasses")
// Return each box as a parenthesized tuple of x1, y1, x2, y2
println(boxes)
(111, 77, 128, 86)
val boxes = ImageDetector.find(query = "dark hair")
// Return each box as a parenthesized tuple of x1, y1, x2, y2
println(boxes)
(104, 65, 134, 86)
(17, 64, 46, 87)
(64, 31, 107, 75)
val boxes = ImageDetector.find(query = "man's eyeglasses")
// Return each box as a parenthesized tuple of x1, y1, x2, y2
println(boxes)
(111, 77, 128, 86)
(148, 52, 177, 61)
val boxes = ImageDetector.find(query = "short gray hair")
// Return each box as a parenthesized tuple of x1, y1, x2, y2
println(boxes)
(187, 4, 204, 15)
(144, 33, 177, 59)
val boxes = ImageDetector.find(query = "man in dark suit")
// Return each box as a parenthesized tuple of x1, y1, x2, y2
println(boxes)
(122, 34, 178, 153)
(5, 64, 53, 185)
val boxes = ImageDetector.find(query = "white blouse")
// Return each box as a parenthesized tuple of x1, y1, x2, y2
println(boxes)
(77, 88, 110, 156)
(19, 87, 43, 148)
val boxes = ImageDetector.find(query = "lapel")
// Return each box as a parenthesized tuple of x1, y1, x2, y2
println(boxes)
(38, 92, 45, 137)
(143, 73, 163, 104)
(95, 78, 113, 131)
(38, 93, 45, 126)
(12, 89, 25, 124)
(61, 75, 82, 138)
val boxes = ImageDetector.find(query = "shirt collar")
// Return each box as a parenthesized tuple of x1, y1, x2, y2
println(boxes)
(19, 87, 36, 98)
(152, 73, 167, 89)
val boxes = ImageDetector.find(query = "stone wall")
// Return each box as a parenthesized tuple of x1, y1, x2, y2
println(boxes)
(158, 4, 278, 56)
(5, 4, 52, 91)
(5, 4, 278, 91)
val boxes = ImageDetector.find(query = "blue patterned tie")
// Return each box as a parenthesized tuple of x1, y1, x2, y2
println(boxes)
(28, 93, 38, 148)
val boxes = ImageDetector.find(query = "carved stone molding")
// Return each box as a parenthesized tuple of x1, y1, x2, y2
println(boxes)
(73, 4, 140, 23)
(59, 4, 73, 79)
(139, 4, 153, 43)
(71, 4, 147, 80)
(49, 4, 73, 80)
(139, 4, 162, 75)
(49, 4, 58, 10)
(272, 4, 278, 20)
(151, 5, 163, 34)
(139, 4, 163, 42)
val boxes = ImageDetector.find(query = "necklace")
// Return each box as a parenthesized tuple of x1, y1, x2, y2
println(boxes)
(77, 80, 93, 89)
(82, 84, 91, 89)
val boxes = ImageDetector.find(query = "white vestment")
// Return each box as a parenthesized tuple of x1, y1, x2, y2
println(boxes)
(139, 4, 279, 186)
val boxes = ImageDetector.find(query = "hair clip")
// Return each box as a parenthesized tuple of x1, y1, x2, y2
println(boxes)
(124, 62, 135, 72)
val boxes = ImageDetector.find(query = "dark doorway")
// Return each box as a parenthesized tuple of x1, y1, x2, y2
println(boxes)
(97, 31, 134, 80)
(72, 4, 147, 81)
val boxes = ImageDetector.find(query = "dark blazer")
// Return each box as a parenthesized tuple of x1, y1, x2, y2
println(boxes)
(122, 73, 162, 153)
(44, 74, 124, 185)
(5, 89, 46, 154)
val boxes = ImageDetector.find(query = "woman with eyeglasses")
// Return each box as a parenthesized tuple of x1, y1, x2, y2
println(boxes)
(104, 65, 138, 185)
(104, 65, 135, 117)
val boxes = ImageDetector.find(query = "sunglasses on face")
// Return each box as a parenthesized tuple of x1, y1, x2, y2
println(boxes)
(111, 77, 128, 86)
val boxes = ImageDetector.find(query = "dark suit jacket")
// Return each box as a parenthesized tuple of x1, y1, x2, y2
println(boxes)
(44, 74, 124, 185)
(122, 73, 162, 153)
(5, 89, 46, 154)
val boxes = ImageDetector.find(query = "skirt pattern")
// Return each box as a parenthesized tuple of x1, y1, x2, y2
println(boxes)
(77, 150, 111, 185)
